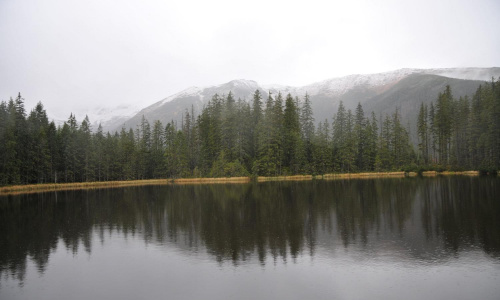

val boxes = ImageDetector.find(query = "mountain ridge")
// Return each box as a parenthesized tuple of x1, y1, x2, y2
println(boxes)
(104, 67, 500, 133)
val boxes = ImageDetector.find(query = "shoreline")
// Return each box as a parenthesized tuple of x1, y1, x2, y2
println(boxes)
(0, 171, 484, 195)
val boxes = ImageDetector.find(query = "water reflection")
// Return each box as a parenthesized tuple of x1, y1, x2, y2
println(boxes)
(1, 177, 499, 284)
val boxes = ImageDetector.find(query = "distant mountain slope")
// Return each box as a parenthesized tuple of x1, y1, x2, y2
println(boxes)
(363, 74, 484, 119)
(109, 68, 500, 133)
(110, 80, 268, 132)
(363, 74, 485, 141)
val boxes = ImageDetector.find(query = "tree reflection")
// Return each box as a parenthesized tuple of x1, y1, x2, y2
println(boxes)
(1, 177, 499, 284)
(420, 177, 500, 255)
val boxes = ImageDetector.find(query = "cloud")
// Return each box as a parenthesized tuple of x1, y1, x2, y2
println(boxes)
(0, 0, 499, 122)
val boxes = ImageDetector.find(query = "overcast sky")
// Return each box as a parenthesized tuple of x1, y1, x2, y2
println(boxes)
(1, 0, 499, 121)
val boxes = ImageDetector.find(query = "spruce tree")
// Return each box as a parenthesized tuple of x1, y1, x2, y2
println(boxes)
(283, 93, 301, 174)
(151, 120, 166, 178)
(417, 103, 429, 164)
(332, 101, 347, 172)
(354, 103, 366, 171)
(251, 90, 263, 161)
(300, 93, 315, 173)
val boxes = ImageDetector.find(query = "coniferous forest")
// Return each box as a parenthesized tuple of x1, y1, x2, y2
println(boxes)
(0, 80, 499, 185)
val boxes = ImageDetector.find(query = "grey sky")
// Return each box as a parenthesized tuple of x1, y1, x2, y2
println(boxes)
(1, 0, 499, 121)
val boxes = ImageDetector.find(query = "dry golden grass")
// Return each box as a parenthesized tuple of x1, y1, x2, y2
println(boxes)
(0, 171, 483, 196)
(421, 171, 438, 176)
(173, 177, 250, 184)
(257, 175, 313, 182)
(0, 179, 173, 195)
(439, 171, 479, 176)
(0, 177, 254, 195)
(422, 171, 479, 176)
(322, 172, 407, 179)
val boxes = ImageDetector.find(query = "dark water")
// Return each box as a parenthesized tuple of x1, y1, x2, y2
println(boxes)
(1, 177, 500, 300)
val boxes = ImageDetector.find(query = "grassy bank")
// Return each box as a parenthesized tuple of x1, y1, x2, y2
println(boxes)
(321, 172, 413, 179)
(0, 179, 173, 195)
(0, 171, 484, 195)
(0, 177, 253, 195)
(172, 177, 250, 184)
(257, 175, 314, 182)
(421, 171, 479, 176)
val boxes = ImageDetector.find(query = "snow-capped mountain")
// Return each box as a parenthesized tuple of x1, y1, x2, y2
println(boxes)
(79, 104, 141, 133)
(113, 79, 267, 132)
(50, 103, 141, 132)
(108, 67, 499, 133)
(91, 105, 141, 133)
(263, 68, 418, 97)
(265, 68, 499, 97)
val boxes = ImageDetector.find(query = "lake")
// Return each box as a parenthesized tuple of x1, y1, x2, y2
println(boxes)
(1, 177, 499, 300)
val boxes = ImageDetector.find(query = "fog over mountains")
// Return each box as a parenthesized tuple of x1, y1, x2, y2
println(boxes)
(98, 68, 500, 134)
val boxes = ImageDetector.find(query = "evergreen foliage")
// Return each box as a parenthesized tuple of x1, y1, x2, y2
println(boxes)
(1, 81, 499, 185)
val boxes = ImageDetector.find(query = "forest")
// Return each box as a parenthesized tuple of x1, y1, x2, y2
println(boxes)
(0, 79, 499, 185)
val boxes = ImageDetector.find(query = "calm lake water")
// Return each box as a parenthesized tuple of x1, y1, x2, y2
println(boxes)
(1, 177, 500, 300)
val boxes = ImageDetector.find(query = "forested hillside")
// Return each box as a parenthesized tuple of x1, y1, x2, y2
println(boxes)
(1, 79, 499, 185)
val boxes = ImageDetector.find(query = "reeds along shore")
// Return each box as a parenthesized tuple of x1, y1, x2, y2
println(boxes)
(0, 177, 251, 195)
(0, 179, 172, 195)
(0, 171, 484, 195)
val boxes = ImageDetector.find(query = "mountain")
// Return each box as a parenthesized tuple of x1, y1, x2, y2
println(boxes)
(108, 67, 500, 133)
(49, 104, 141, 133)
(109, 80, 266, 132)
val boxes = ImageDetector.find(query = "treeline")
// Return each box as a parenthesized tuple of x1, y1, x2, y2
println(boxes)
(0, 80, 499, 185)
(416, 80, 500, 171)
(189, 91, 413, 177)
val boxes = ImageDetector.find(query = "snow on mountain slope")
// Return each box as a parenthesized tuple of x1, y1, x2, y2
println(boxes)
(423, 68, 500, 81)
(264, 68, 499, 97)
(49, 103, 141, 132)
(136, 68, 500, 107)
(100, 67, 500, 133)
(85, 104, 141, 132)
(298, 68, 418, 96)
(158, 86, 203, 107)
